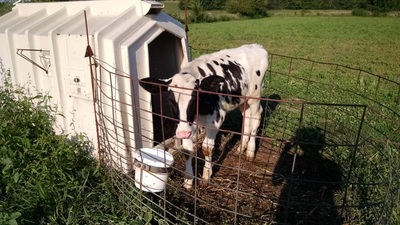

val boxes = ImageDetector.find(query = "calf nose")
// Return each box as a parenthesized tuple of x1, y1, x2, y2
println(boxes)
(176, 131, 192, 139)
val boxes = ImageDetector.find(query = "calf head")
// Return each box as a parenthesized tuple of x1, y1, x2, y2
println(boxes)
(140, 74, 225, 139)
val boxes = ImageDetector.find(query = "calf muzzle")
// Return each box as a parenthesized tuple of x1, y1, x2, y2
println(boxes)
(176, 131, 192, 139)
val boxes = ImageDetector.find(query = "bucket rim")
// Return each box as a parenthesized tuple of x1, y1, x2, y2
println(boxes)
(135, 147, 174, 168)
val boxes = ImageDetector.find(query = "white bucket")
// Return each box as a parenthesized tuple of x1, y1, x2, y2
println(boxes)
(134, 148, 174, 192)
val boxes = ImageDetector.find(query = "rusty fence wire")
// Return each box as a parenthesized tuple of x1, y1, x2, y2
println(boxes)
(90, 49, 400, 225)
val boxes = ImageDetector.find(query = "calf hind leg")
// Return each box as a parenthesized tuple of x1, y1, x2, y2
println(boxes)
(238, 101, 263, 161)
(246, 103, 263, 161)
(238, 104, 251, 155)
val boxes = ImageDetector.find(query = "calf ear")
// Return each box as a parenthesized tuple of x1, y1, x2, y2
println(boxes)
(140, 77, 172, 93)
(199, 76, 225, 92)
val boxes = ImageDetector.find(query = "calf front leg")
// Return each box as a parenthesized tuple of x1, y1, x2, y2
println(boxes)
(182, 138, 195, 190)
(201, 128, 218, 185)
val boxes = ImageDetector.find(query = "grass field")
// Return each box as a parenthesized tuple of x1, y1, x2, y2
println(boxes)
(164, 7, 400, 224)
(161, 1, 399, 79)
(186, 17, 400, 80)
(1, 2, 399, 224)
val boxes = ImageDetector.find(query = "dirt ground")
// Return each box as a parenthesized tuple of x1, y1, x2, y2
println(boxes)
(164, 127, 343, 225)
(165, 134, 280, 224)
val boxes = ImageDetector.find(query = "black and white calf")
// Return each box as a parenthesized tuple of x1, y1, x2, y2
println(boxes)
(140, 44, 268, 189)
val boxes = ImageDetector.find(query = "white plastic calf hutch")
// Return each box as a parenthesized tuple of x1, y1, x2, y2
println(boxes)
(0, 0, 189, 173)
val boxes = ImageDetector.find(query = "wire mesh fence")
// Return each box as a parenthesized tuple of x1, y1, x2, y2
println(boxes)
(91, 48, 400, 225)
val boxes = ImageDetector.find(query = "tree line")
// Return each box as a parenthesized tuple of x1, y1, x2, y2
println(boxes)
(178, 0, 400, 11)
(267, 0, 400, 11)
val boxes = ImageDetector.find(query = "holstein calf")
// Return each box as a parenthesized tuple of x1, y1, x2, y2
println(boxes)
(140, 44, 268, 189)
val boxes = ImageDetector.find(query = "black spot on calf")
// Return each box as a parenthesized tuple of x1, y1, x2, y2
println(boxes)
(225, 96, 230, 104)
(256, 70, 261, 76)
(206, 63, 217, 76)
(198, 67, 206, 77)
(221, 61, 243, 81)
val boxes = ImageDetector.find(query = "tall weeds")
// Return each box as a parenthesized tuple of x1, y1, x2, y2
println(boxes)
(0, 70, 142, 224)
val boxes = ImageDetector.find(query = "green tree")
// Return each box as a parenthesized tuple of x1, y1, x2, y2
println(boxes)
(179, 0, 227, 10)
(266, 0, 400, 10)
(226, 0, 269, 17)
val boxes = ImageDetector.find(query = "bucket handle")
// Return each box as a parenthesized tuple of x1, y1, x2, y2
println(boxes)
(133, 159, 172, 174)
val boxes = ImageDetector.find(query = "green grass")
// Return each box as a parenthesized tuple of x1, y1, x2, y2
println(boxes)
(259, 55, 399, 223)
(187, 16, 400, 80)
(1, 4, 399, 223)
(185, 16, 400, 224)
(161, 2, 400, 80)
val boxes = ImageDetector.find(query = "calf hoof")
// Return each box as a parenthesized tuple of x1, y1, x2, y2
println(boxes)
(235, 148, 244, 156)
(235, 144, 248, 155)
(200, 178, 210, 187)
(246, 152, 255, 161)
(183, 182, 193, 190)
(183, 178, 193, 190)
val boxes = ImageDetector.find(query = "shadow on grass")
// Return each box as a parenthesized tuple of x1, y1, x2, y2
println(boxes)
(272, 126, 343, 225)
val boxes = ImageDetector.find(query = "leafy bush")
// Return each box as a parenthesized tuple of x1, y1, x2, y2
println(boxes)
(351, 8, 388, 17)
(179, 0, 227, 10)
(369, 6, 388, 17)
(225, 0, 269, 18)
(188, 0, 217, 23)
(0, 2, 12, 17)
(352, 8, 368, 16)
(0, 72, 143, 224)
